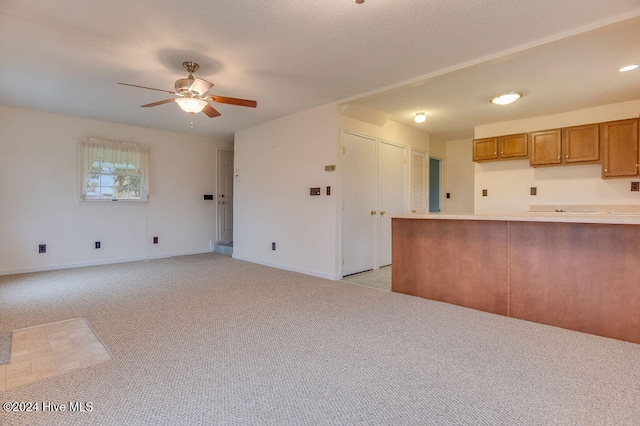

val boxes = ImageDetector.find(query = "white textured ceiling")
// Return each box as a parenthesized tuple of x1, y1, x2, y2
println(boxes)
(1, 1, 640, 141)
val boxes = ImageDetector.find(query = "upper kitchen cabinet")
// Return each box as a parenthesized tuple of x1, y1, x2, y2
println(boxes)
(602, 118, 639, 178)
(531, 124, 600, 167)
(530, 129, 562, 166)
(473, 134, 528, 162)
(473, 137, 498, 161)
(563, 124, 600, 164)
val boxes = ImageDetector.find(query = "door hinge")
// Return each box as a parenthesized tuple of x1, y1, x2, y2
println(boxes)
(404, 158, 407, 165)
(342, 147, 346, 154)
(342, 257, 345, 265)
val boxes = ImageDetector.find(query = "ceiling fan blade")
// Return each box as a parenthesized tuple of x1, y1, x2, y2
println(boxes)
(140, 98, 176, 108)
(189, 78, 214, 96)
(206, 95, 257, 108)
(203, 104, 221, 118)
(118, 82, 176, 95)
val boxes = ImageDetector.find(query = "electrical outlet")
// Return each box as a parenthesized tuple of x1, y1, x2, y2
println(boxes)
(631, 182, 639, 192)
(446, 193, 451, 199)
(38, 244, 46, 254)
(531, 187, 537, 196)
(310, 187, 321, 196)
(482, 189, 488, 197)
(272, 242, 276, 251)
(153, 236, 158, 244)
(326, 186, 331, 196)
(95, 241, 101, 249)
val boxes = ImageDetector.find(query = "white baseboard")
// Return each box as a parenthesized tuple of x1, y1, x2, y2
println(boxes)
(0, 249, 214, 276)
(231, 255, 341, 281)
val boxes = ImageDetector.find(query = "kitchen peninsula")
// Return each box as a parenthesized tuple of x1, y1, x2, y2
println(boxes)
(391, 207, 640, 344)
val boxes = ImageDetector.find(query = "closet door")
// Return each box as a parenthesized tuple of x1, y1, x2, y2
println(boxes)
(341, 132, 377, 276)
(377, 141, 406, 267)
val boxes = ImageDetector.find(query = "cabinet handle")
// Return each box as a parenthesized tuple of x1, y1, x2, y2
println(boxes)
(566, 155, 569, 158)
(380, 211, 386, 216)
(494, 152, 497, 155)
(557, 156, 560, 160)
(604, 169, 608, 172)
(500, 151, 504, 154)
(370, 210, 377, 215)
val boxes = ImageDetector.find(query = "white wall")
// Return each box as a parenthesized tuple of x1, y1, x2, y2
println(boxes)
(445, 139, 474, 213)
(0, 106, 231, 275)
(474, 99, 640, 213)
(233, 103, 341, 279)
(340, 116, 430, 153)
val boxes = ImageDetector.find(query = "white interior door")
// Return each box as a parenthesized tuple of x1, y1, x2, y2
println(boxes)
(217, 150, 234, 243)
(342, 132, 377, 276)
(377, 141, 406, 267)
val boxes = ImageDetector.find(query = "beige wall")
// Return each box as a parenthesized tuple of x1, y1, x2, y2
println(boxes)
(474, 99, 640, 214)
(445, 139, 474, 213)
(0, 106, 231, 275)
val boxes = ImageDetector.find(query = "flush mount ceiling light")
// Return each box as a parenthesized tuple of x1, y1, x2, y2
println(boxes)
(414, 112, 427, 123)
(490, 92, 522, 106)
(619, 64, 639, 72)
(175, 97, 208, 114)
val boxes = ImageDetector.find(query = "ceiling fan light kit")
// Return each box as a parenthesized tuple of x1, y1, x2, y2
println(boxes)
(175, 97, 208, 114)
(118, 61, 257, 123)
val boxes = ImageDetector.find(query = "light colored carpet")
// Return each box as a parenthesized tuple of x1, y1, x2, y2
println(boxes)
(1, 252, 639, 425)
(0, 331, 11, 365)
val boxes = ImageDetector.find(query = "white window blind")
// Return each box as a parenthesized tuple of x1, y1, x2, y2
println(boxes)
(78, 137, 150, 202)
(411, 151, 427, 212)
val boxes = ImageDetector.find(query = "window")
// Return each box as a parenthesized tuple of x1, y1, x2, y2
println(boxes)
(78, 137, 150, 202)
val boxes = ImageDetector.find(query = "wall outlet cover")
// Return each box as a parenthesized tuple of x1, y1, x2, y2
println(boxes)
(310, 187, 321, 196)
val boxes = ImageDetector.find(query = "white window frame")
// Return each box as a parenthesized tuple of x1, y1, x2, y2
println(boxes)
(78, 137, 150, 203)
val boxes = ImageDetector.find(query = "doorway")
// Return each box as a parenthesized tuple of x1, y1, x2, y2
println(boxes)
(429, 157, 441, 213)
(377, 141, 406, 267)
(341, 132, 377, 276)
(341, 131, 406, 276)
(217, 150, 234, 243)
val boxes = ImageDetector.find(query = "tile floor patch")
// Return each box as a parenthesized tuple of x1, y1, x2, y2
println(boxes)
(0, 318, 111, 391)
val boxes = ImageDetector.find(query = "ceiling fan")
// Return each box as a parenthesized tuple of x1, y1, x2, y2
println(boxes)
(118, 61, 257, 118)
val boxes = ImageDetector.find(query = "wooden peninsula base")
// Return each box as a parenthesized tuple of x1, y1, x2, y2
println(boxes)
(392, 217, 640, 345)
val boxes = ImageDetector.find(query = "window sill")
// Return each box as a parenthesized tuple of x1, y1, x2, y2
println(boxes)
(79, 200, 148, 204)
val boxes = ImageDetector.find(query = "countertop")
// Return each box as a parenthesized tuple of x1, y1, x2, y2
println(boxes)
(390, 211, 640, 225)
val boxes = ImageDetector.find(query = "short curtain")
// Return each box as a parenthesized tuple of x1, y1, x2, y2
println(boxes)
(77, 137, 150, 201)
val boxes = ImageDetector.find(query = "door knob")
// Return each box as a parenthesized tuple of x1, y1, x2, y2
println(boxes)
(380, 211, 386, 215)
(370, 210, 377, 215)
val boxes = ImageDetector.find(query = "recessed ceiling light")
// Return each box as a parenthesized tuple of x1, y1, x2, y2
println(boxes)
(490, 92, 522, 105)
(354, 0, 365, 4)
(619, 64, 639, 72)
(414, 112, 426, 123)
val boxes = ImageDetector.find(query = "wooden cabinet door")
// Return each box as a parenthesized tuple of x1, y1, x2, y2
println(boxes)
(530, 129, 562, 166)
(499, 134, 528, 158)
(563, 124, 599, 164)
(602, 118, 639, 178)
(473, 137, 498, 162)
